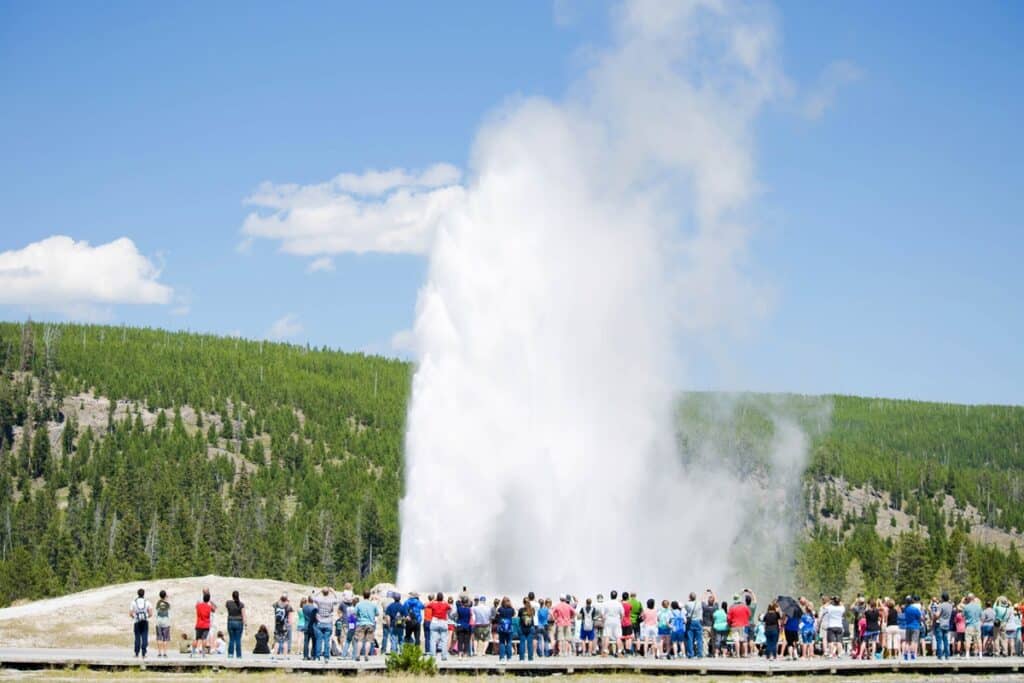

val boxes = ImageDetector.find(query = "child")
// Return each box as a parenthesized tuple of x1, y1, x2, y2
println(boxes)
(179, 633, 192, 654)
(215, 631, 227, 655)
(799, 607, 816, 660)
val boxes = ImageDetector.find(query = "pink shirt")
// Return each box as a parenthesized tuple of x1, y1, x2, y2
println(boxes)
(552, 601, 574, 627)
(642, 608, 658, 627)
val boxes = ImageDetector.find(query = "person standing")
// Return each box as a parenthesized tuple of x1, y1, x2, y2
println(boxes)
(272, 594, 294, 656)
(354, 590, 380, 661)
(553, 596, 575, 657)
(428, 593, 451, 660)
(313, 587, 339, 662)
(403, 592, 424, 646)
(154, 590, 171, 658)
(300, 595, 318, 660)
(727, 595, 752, 658)
(193, 590, 216, 657)
(702, 591, 718, 658)
(518, 597, 536, 661)
(225, 590, 246, 659)
(130, 588, 153, 658)
(473, 596, 493, 656)
(822, 596, 845, 659)
(423, 594, 434, 655)
(455, 597, 473, 659)
(934, 593, 953, 660)
(385, 593, 406, 654)
(963, 594, 983, 657)
(684, 592, 704, 659)
(496, 597, 516, 661)
(603, 591, 624, 657)
(762, 603, 781, 661)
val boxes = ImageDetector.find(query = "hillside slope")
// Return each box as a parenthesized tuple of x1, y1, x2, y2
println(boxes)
(0, 321, 1022, 606)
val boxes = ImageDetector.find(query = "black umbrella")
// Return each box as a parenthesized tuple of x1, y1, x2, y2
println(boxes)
(777, 595, 801, 620)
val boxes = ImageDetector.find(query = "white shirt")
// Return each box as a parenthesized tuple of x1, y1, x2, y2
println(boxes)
(824, 604, 845, 629)
(604, 600, 625, 624)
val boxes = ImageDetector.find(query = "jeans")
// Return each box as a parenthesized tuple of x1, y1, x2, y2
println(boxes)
(275, 626, 292, 654)
(382, 625, 392, 654)
(424, 622, 433, 654)
(430, 620, 449, 660)
(341, 629, 355, 658)
(519, 627, 535, 661)
(686, 622, 703, 658)
(764, 629, 779, 660)
(303, 626, 316, 659)
(228, 620, 243, 658)
(133, 620, 149, 656)
(534, 627, 550, 656)
(390, 625, 402, 652)
(935, 626, 950, 659)
(315, 623, 332, 660)
(405, 621, 421, 645)
(498, 633, 513, 660)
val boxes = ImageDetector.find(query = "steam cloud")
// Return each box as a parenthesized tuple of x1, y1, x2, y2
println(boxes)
(398, 0, 809, 596)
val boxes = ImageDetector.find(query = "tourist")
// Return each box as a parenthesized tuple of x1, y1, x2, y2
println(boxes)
(579, 597, 597, 656)
(534, 598, 550, 656)
(384, 592, 405, 654)
(593, 594, 606, 652)
(154, 590, 171, 658)
(603, 591, 624, 656)
(620, 591, 634, 654)
(312, 586, 338, 662)
(994, 596, 1012, 656)
(272, 593, 293, 656)
(553, 595, 575, 657)
(702, 591, 718, 657)
(639, 598, 658, 658)
(743, 590, 759, 650)
(130, 588, 153, 659)
(656, 599, 671, 658)
(455, 596, 472, 659)
(403, 592, 424, 646)
(762, 602, 780, 661)
(225, 590, 246, 659)
(933, 592, 952, 660)
(496, 597, 516, 661)
(727, 594, 752, 657)
(423, 594, 434, 655)
(862, 598, 882, 660)
(952, 600, 966, 656)
(799, 605, 816, 659)
(427, 592, 450, 660)
(178, 632, 191, 654)
(684, 592, 703, 659)
(981, 599, 996, 655)
(253, 624, 271, 654)
(518, 596, 536, 661)
(884, 597, 901, 658)
(822, 596, 845, 659)
(713, 601, 729, 657)
(354, 591, 378, 661)
(341, 598, 358, 658)
(473, 595, 493, 656)
(193, 589, 216, 657)
(214, 631, 227, 655)
(963, 593, 983, 657)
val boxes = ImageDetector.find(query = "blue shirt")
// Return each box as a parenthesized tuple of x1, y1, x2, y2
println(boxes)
(963, 602, 982, 627)
(385, 601, 406, 627)
(403, 597, 424, 623)
(537, 606, 550, 627)
(355, 601, 379, 627)
(903, 604, 922, 631)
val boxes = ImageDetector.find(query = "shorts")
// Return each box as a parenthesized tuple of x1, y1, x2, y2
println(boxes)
(784, 630, 798, 646)
(826, 627, 843, 644)
(731, 627, 748, 643)
(864, 630, 879, 640)
(474, 625, 491, 639)
(954, 631, 965, 643)
(355, 625, 374, 641)
(800, 631, 815, 644)
(905, 629, 921, 645)
(965, 626, 981, 646)
(580, 629, 595, 642)
(641, 625, 658, 641)
(622, 624, 633, 637)
(671, 631, 685, 644)
(556, 625, 572, 641)
(981, 625, 993, 638)
(195, 628, 210, 641)
(156, 626, 171, 642)
(658, 626, 671, 637)
(604, 623, 622, 640)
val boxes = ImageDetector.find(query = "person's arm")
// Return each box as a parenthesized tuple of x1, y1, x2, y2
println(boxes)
(242, 606, 247, 629)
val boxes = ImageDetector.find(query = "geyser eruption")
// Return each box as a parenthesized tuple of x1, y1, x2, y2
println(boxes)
(399, 0, 794, 596)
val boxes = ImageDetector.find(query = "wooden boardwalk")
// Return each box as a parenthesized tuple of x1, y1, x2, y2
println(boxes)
(4, 648, 1024, 676)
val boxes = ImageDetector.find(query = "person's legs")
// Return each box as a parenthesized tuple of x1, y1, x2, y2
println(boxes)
(424, 622, 433, 655)
(228, 621, 242, 658)
(434, 622, 449, 660)
(134, 622, 143, 656)
(381, 625, 391, 655)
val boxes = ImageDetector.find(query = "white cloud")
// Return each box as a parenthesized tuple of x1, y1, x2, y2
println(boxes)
(306, 256, 335, 273)
(266, 313, 302, 341)
(0, 236, 173, 314)
(802, 59, 863, 120)
(240, 163, 465, 256)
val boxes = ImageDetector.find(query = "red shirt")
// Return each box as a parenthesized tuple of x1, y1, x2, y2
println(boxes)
(727, 603, 750, 628)
(621, 601, 632, 627)
(195, 601, 214, 629)
(424, 604, 433, 622)
(428, 601, 449, 622)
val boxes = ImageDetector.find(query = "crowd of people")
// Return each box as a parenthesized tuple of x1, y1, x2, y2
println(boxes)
(126, 584, 1024, 664)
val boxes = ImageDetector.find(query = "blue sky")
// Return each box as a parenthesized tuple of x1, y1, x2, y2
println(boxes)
(1, 1, 1021, 405)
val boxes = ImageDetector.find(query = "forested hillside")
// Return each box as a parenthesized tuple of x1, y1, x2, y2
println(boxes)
(0, 321, 1022, 606)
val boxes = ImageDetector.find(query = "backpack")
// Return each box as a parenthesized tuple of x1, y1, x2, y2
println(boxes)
(274, 604, 288, 631)
(581, 606, 595, 631)
(498, 617, 512, 635)
(133, 598, 149, 623)
(671, 610, 686, 633)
